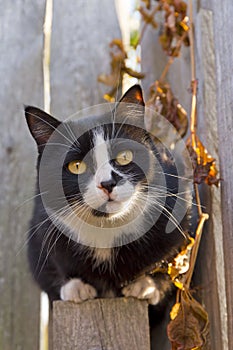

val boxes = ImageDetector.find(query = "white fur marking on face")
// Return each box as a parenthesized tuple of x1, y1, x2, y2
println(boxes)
(89, 130, 136, 216)
(84, 130, 133, 212)
(60, 278, 97, 303)
(82, 131, 111, 209)
(93, 131, 112, 185)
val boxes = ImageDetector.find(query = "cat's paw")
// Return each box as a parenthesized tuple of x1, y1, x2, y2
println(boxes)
(60, 278, 97, 303)
(122, 276, 160, 305)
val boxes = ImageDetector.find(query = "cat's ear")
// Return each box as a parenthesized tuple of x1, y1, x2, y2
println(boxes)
(25, 106, 61, 150)
(119, 85, 145, 106)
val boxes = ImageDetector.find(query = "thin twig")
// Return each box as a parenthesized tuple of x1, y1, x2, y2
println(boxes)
(185, 213, 209, 288)
(188, 1, 198, 151)
(188, 0, 196, 82)
(183, 0, 209, 289)
(43, 0, 53, 114)
(158, 31, 188, 84)
(194, 183, 202, 217)
(188, 0, 204, 217)
(40, 1, 53, 350)
(138, 4, 160, 45)
(159, 57, 174, 83)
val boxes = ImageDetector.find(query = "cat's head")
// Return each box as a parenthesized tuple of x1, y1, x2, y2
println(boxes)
(25, 85, 190, 248)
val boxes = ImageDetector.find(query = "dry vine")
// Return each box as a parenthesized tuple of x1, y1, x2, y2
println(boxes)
(98, 0, 220, 349)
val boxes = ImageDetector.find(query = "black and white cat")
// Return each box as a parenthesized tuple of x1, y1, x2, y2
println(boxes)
(25, 85, 191, 307)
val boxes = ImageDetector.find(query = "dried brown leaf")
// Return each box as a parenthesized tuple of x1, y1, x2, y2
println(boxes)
(98, 39, 144, 101)
(157, 0, 190, 56)
(141, 0, 151, 10)
(139, 6, 158, 28)
(124, 67, 145, 80)
(186, 136, 221, 186)
(146, 81, 188, 137)
(167, 291, 210, 350)
(167, 12, 176, 30)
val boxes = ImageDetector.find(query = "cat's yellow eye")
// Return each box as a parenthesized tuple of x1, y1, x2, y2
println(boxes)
(68, 160, 87, 175)
(116, 150, 133, 166)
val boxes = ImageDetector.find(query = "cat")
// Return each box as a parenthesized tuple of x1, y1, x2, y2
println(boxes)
(25, 84, 191, 308)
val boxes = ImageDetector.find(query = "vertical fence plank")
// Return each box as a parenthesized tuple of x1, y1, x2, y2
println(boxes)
(194, 6, 227, 349)
(141, 11, 191, 350)
(0, 1, 45, 349)
(205, 1, 233, 348)
(50, 0, 121, 117)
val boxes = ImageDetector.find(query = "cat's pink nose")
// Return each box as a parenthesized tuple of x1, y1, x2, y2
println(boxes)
(99, 179, 116, 193)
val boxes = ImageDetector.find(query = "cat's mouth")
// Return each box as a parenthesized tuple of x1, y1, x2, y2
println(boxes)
(92, 198, 130, 218)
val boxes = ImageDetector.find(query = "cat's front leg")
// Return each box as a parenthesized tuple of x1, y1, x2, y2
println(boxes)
(122, 275, 163, 305)
(60, 278, 97, 303)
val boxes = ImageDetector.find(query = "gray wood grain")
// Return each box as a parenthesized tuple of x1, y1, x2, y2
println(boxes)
(141, 14, 191, 112)
(53, 298, 150, 350)
(50, 0, 121, 118)
(194, 8, 227, 350)
(210, 1, 233, 349)
(0, 1, 45, 349)
(141, 10, 191, 350)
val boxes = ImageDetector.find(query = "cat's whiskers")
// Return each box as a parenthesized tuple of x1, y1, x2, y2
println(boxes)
(16, 191, 48, 210)
(23, 203, 73, 256)
(111, 59, 123, 140)
(41, 142, 78, 152)
(36, 225, 58, 275)
(135, 187, 187, 238)
(125, 167, 192, 183)
(63, 200, 92, 224)
(17, 207, 64, 255)
(145, 183, 199, 208)
(35, 203, 86, 273)
(140, 184, 196, 207)
(59, 202, 93, 243)
(121, 171, 193, 208)
(63, 122, 79, 145)
(112, 106, 144, 140)
(112, 114, 132, 141)
(154, 171, 193, 182)
(37, 227, 65, 276)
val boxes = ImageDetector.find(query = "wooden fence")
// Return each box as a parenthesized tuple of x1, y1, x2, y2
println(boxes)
(0, 0, 233, 349)
(53, 299, 150, 350)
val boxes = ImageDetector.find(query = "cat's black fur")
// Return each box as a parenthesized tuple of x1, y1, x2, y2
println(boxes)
(26, 85, 190, 308)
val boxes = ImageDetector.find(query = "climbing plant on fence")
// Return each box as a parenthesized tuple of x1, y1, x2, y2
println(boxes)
(99, 1, 220, 348)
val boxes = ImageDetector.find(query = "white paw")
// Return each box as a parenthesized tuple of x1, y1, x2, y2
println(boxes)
(122, 276, 160, 305)
(60, 278, 97, 303)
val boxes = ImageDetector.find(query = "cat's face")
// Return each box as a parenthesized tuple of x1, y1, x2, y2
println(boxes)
(25, 85, 189, 248)
(64, 126, 150, 218)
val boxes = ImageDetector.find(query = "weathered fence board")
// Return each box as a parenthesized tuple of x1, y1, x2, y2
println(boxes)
(194, 7, 227, 350)
(209, 1, 233, 348)
(50, 0, 122, 117)
(194, 1, 233, 348)
(0, 1, 46, 349)
(53, 298, 150, 350)
(141, 12, 191, 350)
